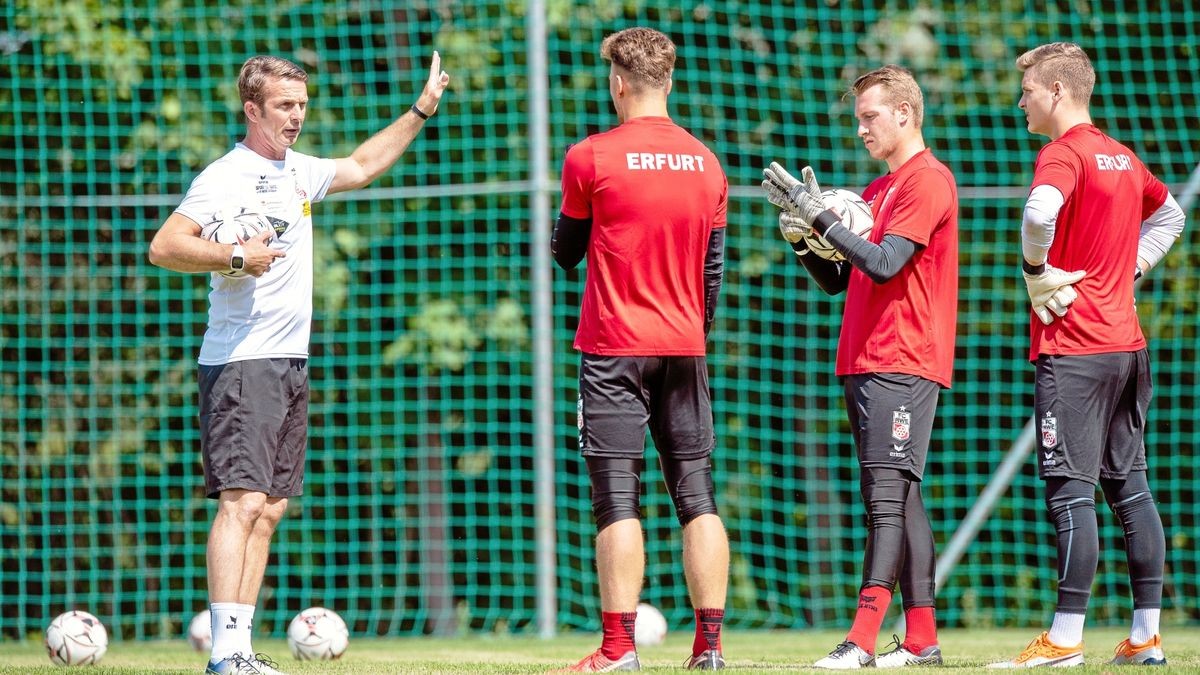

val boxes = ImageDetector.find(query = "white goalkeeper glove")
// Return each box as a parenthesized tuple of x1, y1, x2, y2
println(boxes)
(778, 211, 813, 243)
(1023, 263, 1086, 325)
(762, 163, 828, 227)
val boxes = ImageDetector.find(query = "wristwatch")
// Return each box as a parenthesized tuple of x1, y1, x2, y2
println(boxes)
(230, 244, 246, 273)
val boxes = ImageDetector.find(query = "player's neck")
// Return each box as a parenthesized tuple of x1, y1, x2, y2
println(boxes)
(242, 129, 288, 161)
(618, 98, 669, 122)
(884, 135, 926, 172)
(1049, 111, 1093, 140)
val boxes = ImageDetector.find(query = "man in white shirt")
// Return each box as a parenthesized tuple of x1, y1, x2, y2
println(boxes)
(149, 52, 449, 675)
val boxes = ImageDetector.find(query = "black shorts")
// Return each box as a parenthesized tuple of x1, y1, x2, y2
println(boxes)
(1034, 350, 1152, 483)
(843, 373, 940, 480)
(577, 353, 715, 461)
(198, 358, 309, 499)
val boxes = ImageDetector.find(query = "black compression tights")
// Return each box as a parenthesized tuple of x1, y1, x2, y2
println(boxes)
(1046, 472, 1166, 613)
(1101, 471, 1166, 610)
(1045, 477, 1098, 613)
(859, 467, 936, 607)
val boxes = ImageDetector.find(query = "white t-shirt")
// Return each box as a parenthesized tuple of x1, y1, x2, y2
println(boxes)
(176, 143, 336, 365)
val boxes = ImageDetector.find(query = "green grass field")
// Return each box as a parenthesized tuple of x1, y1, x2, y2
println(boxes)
(2, 628, 1198, 673)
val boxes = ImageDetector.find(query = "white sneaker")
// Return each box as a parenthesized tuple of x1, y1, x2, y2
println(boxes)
(205, 654, 261, 675)
(875, 636, 943, 668)
(1110, 635, 1167, 665)
(246, 653, 288, 675)
(814, 641, 875, 669)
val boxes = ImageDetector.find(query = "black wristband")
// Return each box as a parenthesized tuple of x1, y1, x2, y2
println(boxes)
(811, 209, 841, 236)
(1022, 259, 1046, 275)
(410, 104, 431, 120)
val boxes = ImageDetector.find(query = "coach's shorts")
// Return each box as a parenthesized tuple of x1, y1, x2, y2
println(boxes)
(578, 353, 715, 461)
(1034, 350, 1151, 483)
(198, 358, 309, 499)
(843, 373, 940, 481)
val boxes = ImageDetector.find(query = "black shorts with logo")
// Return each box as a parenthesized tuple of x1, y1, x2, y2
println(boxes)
(843, 373, 941, 481)
(577, 353, 715, 461)
(1034, 350, 1152, 483)
(198, 358, 309, 499)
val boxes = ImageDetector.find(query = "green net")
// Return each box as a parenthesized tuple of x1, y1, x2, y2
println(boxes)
(2, 1, 1197, 642)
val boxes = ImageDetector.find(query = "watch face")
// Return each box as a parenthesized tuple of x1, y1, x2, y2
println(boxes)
(232, 256, 245, 270)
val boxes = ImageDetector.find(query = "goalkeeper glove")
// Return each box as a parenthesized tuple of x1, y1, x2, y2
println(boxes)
(1023, 262, 1086, 325)
(779, 211, 813, 243)
(762, 162, 828, 227)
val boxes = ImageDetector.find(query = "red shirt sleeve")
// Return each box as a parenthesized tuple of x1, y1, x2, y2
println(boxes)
(881, 168, 953, 246)
(559, 139, 595, 219)
(1140, 164, 1169, 220)
(1031, 142, 1079, 201)
(713, 177, 728, 230)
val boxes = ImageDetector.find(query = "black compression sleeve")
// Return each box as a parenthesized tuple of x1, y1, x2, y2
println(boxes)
(823, 227, 920, 284)
(704, 228, 725, 336)
(797, 249, 850, 295)
(551, 212, 591, 270)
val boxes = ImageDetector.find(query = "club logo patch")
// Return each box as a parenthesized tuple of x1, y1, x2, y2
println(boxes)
(891, 408, 911, 442)
(1041, 411, 1058, 449)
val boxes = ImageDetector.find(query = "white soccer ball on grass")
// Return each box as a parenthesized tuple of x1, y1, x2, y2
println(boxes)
(187, 609, 212, 652)
(287, 606, 350, 660)
(634, 602, 668, 647)
(45, 610, 109, 666)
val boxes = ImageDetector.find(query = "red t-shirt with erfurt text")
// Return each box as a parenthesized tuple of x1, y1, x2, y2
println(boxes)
(1027, 124, 1168, 361)
(559, 116, 728, 356)
(836, 149, 959, 388)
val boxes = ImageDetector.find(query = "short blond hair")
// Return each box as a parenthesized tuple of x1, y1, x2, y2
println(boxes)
(849, 64, 925, 128)
(1016, 42, 1095, 104)
(238, 56, 308, 107)
(600, 27, 675, 91)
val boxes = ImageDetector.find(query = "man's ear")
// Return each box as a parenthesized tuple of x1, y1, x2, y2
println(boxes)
(896, 101, 913, 126)
(243, 100, 258, 121)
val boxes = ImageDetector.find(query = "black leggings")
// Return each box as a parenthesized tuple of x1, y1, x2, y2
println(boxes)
(1047, 471, 1165, 613)
(859, 466, 935, 608)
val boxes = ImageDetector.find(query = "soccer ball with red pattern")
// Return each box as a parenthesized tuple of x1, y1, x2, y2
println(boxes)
(287, 607, 349, 660)
(45, 610, 108, 666)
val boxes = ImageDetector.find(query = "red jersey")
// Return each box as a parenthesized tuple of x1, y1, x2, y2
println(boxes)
(559, 116, 728, 355)
(1027, 124, 1168, 360)
(836, 149, 959, 387)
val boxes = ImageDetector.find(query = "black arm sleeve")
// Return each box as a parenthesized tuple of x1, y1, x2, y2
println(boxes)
(796, 247, 850, 295)
(822, 225, 921, 284)
(704, 228, 725, 336)
(552, 212, 592, 270)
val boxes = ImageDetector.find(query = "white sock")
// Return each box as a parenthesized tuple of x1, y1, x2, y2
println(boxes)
(1048, 612, 1085, 647)
(1131, 608, 1160, 644)
(209, 602, 242, 661)
(234, 603, 257, 658)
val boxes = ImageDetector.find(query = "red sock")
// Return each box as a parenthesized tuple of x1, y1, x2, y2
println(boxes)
(844, 586, 894, 655)
(692, 608, 724, 656)
(903, 606, 937, 652)
(600, 611, 637, 659)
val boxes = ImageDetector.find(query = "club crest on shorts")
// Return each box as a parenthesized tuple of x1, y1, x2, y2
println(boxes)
(1041, 411, 1058, 448)
(891, 408, 911, 442)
